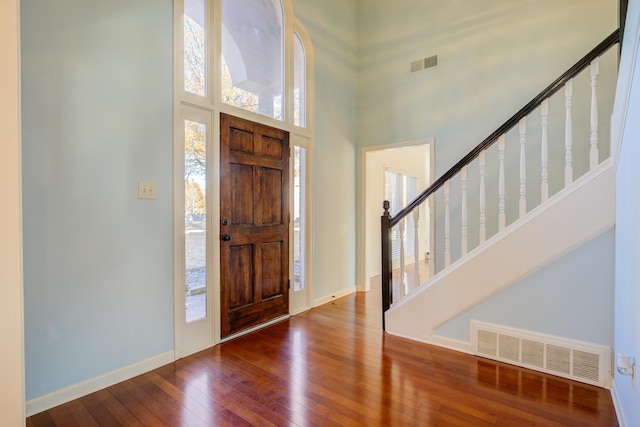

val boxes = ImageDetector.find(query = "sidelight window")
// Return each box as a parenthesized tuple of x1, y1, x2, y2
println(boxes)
(184, 119, 208, 323)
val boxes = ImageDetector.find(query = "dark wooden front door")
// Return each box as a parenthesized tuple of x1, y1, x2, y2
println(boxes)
(220, 113, 290, 338)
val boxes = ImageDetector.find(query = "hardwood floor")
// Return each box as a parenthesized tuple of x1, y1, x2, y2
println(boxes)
(27, 289, 619, 426)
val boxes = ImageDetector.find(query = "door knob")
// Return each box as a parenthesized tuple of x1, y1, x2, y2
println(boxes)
(221, 234, 231, 241)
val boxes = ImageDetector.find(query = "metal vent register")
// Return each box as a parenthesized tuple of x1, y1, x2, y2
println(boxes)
(471, 321, 610, 387)
(410, 55, 438, 73)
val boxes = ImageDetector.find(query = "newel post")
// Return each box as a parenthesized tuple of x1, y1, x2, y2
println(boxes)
(381, 200, 392, 331)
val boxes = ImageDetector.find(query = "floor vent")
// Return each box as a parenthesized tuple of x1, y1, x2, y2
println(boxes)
(471, 321, 611, 387)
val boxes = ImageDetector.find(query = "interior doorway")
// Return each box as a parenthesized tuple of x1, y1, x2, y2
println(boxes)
(362, 140, 435, 293)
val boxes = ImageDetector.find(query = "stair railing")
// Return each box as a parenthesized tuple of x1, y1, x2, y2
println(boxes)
(381, 29, 620, 330)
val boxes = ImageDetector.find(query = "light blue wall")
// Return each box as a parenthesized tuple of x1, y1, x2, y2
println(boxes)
(19, 0, 623, 407)
(21, 0, 358, 400)
(614, 0, 640, 423)
(293, 0, 358, 299)
(356, 0, 617, 284)
(21, 0, 174, 400)
(435, 229, 615, 346)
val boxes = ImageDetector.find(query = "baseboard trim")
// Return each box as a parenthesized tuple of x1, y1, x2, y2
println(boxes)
(25, 351, 175, 417)
(383, 330, 474, 355)
(428, 334, 474, 354)
(611, 380, 628, 427)
(290, 305, 312, 316)
(179, 340, 215, 359)
(314, 286, 357, 307)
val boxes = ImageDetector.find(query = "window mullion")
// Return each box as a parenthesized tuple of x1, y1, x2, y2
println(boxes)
(210, 0, 221, 108)
(283, 8, 294, 125)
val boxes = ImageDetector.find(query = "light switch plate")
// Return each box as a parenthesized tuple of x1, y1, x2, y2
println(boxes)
(138, 181, 157, 200)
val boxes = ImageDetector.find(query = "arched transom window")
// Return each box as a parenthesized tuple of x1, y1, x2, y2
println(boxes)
(181, 0, 310, 126)
(221, 0, 284, 119)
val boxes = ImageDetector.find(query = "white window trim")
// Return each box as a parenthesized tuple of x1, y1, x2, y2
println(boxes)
(173, 0, 315, 357)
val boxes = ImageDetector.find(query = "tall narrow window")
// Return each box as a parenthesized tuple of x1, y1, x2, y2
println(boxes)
(293, 33, 306, 127)
(185, 119, 207, 322)
(221, 0, 284, 120)
(385, 170, 418, 261)
(293, 146, 306, 291)
(184, 0, 207, 96)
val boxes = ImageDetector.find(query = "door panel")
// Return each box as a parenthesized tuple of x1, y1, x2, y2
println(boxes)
(229, 245, 254, 309)
(230, 127, 254, 154)
(220, 113, 289, 338)
(262, 168, 283, 224)
(263, 136, 284, 159)
(231, 164, 255, 224)
(261, 242, 283, 299)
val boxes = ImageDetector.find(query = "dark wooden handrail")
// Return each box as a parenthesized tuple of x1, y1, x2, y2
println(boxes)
(389, 29, 620, 228)
(380, 29, 620, 330)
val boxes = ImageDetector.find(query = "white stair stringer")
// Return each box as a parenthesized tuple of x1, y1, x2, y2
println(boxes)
(385, 160, 615, 351)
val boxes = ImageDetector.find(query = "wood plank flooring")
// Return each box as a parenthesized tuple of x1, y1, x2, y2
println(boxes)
(27, 288, 619, 426)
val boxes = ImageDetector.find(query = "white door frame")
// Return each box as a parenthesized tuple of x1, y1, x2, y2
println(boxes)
(289, 133, 314, 315)
(361, 139, 435, 293)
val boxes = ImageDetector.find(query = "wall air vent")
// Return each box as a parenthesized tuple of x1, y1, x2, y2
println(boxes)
(410, 54, 438, 73)
(471, 320, 611, 388)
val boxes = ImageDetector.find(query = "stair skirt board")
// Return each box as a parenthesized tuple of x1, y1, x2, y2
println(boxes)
(471, 320, 611, 388)
(384, 162, 615, 347)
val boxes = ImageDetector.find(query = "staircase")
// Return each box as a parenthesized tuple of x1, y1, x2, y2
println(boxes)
(380, 30, 620, 387)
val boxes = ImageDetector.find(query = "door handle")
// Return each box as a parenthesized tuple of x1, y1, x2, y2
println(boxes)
(221, 234, 231, 241)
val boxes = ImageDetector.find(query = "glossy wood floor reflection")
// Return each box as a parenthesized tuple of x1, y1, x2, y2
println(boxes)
(27, 289, 618, 426)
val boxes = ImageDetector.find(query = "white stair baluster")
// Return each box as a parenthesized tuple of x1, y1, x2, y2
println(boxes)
(461, 166, 468, 257)
(565, 79, 573, 187)
(541, 99, 549, 202)
(444, 181, 451, 268)
(590, 57, 600, 169)
(498, 135, 506, 232)
(399, 219, 406, 298)
(479, 150, 486, 244)
(519, 117, 527, 218)
(413, 208, 420, 293)
(428, 196, 435, 278)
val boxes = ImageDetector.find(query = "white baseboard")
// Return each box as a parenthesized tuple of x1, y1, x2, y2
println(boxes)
(428, 334, 474, 354)
(314, 286, 357, 307)
(385, 329, 474, 354)
(611, 380, 628, 427)
(179, 340, 215, 359)
(26, 351, 175, 417)
(290, 305, 312, 316)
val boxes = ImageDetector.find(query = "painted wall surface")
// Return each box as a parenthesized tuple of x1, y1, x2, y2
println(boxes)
(355, 0, 618, 285)
(0, 0, 26, 423)
(435, 229, 615, 347)
(613, 0, 640, 423)
(293, 0, 358, 300)
(21, 0, 174, 400)
(17, 0, 625, 412)
(21, 0, 358, 403)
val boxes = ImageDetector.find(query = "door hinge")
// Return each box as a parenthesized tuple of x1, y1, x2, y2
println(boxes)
(288, 279, 291, 290)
